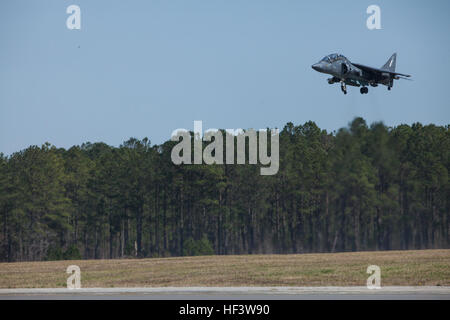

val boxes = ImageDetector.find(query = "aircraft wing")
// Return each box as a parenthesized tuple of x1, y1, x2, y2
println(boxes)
(353, 63, 411, 78)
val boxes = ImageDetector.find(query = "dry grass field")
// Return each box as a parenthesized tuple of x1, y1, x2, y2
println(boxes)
(0, 249, 449, 288)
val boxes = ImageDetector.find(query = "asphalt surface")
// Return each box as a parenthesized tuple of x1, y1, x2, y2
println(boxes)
(1, 286, 449, 300)
(1, 294, 449, 300)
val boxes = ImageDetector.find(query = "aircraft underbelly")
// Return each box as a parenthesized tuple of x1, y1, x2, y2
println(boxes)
(345, 74, 389, 87)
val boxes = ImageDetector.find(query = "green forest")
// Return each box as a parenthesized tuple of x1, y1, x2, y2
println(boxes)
(0, 117, 448, 262)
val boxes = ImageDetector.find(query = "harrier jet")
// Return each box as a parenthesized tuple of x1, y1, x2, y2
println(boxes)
(311, 53, 411, 94)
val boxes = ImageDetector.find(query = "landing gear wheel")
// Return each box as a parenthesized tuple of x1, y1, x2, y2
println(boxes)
(341, 81, 347, 95)
(388, 86, 391, 91)
(360, 87, 368, 94)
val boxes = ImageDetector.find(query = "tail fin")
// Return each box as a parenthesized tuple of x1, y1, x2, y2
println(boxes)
(381, 53, 396, 72)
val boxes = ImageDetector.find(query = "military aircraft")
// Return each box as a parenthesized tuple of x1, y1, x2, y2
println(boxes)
(311, 53, 411, 94)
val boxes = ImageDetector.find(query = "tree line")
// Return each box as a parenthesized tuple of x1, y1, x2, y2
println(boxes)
(0, 117, 448, 262)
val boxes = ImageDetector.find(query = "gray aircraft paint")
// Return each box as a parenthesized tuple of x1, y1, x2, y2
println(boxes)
(311, 53, 411, 94)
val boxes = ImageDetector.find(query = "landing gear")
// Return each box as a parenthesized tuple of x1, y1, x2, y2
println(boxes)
(340, 81, 347, 95)
(388, 86, 391, 91)
(360, 87, 368, 94)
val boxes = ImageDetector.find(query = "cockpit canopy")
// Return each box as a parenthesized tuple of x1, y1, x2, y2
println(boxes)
(320, 53, 346, 63)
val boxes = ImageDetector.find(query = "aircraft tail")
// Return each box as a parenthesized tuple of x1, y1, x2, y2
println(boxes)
(381, 53, 396, 72)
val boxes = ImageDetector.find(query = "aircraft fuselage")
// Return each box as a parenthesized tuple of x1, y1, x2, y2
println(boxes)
(312, 53, 410, 94)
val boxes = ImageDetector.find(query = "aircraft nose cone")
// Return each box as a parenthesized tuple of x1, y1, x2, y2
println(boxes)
(312, 63, 322, 72)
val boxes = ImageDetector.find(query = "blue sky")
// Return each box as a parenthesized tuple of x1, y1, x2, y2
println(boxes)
(1, 0, 449, 155)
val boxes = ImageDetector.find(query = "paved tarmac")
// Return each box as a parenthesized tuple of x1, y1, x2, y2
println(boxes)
(1, 286, 449, 300)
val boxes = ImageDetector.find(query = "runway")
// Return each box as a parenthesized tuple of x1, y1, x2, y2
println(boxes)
(1, 286, 449, 300)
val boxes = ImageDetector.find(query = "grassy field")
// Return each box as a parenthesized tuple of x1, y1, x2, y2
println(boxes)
(0, 249, 449, 288)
